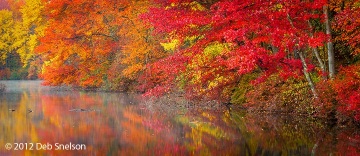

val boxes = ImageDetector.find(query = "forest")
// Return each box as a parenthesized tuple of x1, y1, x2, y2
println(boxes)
(0, 0, 359, 124)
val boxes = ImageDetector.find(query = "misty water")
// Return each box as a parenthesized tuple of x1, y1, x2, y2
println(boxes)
(0, 80, 359, 155)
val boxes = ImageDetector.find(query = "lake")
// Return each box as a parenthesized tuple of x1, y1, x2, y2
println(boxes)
(0, 80, 359, 155)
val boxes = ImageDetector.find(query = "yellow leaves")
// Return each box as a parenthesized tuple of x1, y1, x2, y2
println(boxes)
(189, 1, 206, 11)
(180, 41, 234, 98)
(273, 3, 283, 11)
(35, 23, 47, 37)
(0, 10, 13, 27)
(21, 0, 46, 34)
(168, 1, 206, 11)
(16, 46, 30, 67)
(203, 42, 227, 58)
(207, 75, 227, 89)
(1, 0, 48, 68)
(355, 1, 360, 8)
(160, 39, 179, 52)
(28, 34, 37, 50)
(176, 114, 229, 151)
(0, 54, 7, 66)
(201, 112, 216, 121)
(84, 31, 92, 36)
(0, 10, 14, 65)
(185, 35, 203, 47)
(11, 22, 26, 47)
(188, 42, 228, 74)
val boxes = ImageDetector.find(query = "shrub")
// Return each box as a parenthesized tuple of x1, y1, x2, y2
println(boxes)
(230, 73, 258, 105)
(332, 64, 360, 122)
(0, 68, 10, 80)
(245, 74, 314, 114)
(313, 80, 337, 119)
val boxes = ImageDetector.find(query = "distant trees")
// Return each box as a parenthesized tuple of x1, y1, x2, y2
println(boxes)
(0, 10, 14, 66)
(0, 0, 46, 79)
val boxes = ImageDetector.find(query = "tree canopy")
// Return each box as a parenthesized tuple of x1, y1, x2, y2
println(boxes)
(1, 0, 359, 121)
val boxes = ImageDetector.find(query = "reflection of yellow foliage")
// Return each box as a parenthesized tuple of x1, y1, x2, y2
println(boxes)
(177, 115, 229, 153)
(229, 111, 319, 155)
(201, 112, 215, 121)
(0, 92, 39, 154)
(178, 112, 228, 141)
(193, 122, 227, 139)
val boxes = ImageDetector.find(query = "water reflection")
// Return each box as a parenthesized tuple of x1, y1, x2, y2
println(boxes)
(0, 81, 359, 155)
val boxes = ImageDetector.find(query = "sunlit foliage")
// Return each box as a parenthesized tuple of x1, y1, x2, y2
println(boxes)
(0, 10, 14, 65)
(2, 0, 360, 122)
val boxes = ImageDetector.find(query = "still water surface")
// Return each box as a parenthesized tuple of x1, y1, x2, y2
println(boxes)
(0, 80, 359, 155)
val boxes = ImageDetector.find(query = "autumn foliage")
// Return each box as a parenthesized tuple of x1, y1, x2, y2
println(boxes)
(140, 0, 326, 100)
(332, 65, 360, 121)
(34, 0, 165, 90)
(0, 0, 359, 122)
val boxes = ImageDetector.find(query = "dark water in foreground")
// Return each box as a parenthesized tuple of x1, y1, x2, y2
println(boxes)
(0, 80, 359, 155)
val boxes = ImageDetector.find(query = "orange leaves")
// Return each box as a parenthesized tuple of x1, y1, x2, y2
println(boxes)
(35, 0, 164, 89)
(41, 65, 77, 86)
(103, 0, 167, 90)
(37, 0, 124, 88)
(332, 0, 360, 55)
(80, 75, 101, 88)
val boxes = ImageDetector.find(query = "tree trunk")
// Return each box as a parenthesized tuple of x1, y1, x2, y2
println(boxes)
(308, 21, 326, 79)
(287, 13, 318, 98)
(299, 51, 318, 98)
(324, 5, 335, 79)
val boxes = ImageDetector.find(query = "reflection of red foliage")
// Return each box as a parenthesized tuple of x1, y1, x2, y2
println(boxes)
(333, 65, 360, 121)
(0, 0, 10, 10)
(336, 132, 360, 156)
(37, 93, 116, 155)
(142, 119, 166, 133)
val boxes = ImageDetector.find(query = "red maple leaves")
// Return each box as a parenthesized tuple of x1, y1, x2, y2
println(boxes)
(140, 0, 327, 98)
